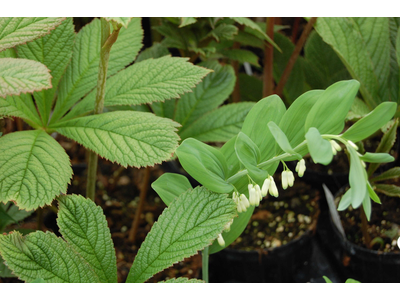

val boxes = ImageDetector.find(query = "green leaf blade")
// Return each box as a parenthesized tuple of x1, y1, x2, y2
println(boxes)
(0, 17, 64, 51)
(65, 56, 211, 121)
(151, 173, 193, 206)
(0, 231, 99, 283)
(53, 111, 179, 168)
(175, 138, 232, 194)
(342, 102, 397, 143)
(0, 58, 52, 98)
(179, 102, 254, 142)
(126, 186, 237, 283)
(0, 130, 72, 210)
(16, 18, 75, 124)
(51, 18, 143, 123)
(305, 127, 333, 165)
(57, 195, 117, 283)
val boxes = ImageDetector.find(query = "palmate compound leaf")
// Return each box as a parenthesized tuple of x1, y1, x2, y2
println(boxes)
(51, 111, 180, 168)
(0, 17, 64, 51)
(63, 56, 212, 121)
(126, 186, 237, 283)
(0, 58, 52, 98)
(57, 195, 117, 283)
(50, 18, 143, 124)
(0, 130, 72, 210)
(0, 231, 99, 283)
(16, 17, 75, 125)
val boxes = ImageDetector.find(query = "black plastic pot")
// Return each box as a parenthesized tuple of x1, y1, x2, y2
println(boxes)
(208, 227, 316, 283)
(319, 187, 400, 283)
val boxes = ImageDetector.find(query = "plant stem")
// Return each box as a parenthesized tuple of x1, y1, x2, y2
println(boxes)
(263, 17, 275, 97)
(274, 17, 317, 98)
(360, 207, 372, 249)
(128, 167, 151, 243)
(202, 246, 209, 283)
(86, 18, 121, 201)
(291, 17, 301, 44)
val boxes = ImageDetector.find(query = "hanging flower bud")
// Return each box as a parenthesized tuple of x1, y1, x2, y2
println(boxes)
(217, 233, 225, 247)
(281, 171, 289, 190)
(287, 170, 295, 187)
(295, 159, 306, 177)
(248, 184, 257, 206)
(269, 177, 279, 197)
(254, 184, 262, 206)
(224, 219, 234, 232)
(262, 176, 271, 197)
(330, 140, 341, 154)
(348, 140, 359, 150)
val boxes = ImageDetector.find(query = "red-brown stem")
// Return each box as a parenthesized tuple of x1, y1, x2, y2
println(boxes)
(291, 17, 301, 44)
(274, 17, 317, 98)
(263, 17, 275, 97)
(231, 42, 241, 103)
(128, 167, 151, 243)
(360, 207, 372, 249)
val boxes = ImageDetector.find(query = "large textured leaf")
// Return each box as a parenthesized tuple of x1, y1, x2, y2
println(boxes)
(0, 130, 72, 210)
(175, 60, 235, 131)
(0, 256, 15, 278)
(64, 56, 211, 121)
(0, 17, 64, 51)
(0, 231, 98, 283)
(0, 58, 51, 98)
(304, 31, 351, 89)
(50, 18, 143, 123)
(0, 93, 42, 126)
(57, 195, 117, 283)
(16, 18, 75, 124)
(179, 102, 254, 142)
(51, 111, 180, 168)
(126, 187, 237, 283)
(353, 18, 391, 104)
(314, 18, 382, 108)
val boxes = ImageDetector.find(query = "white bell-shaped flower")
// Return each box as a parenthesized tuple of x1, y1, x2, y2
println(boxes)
(281, 171, 289, 190)
(217, 233, 225, 247)
(262, 176, 271, 197)
(295, 159, 306, 177)
(287, 170, 295, 187)
(269, 177, 279, 197)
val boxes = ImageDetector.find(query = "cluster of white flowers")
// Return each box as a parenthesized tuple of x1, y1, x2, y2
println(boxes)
(330, 140, 342, 155)
(261, 175, 279, 198)
(295, 159, 306, 177)
(281, 170, 294, 190)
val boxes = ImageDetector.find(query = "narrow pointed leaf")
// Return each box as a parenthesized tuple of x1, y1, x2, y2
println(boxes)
(179, 17, 197, 28)
(367, 182, 381, 204)
(65, 56, 211, 121)
(348, 146, 367, 208)
(51, 18, 143, 123)
(0, 58, 52, 98)
(371, 167, 400, 182)
(278, 90, 323, 149)
(235, 131, 268, 184)
(374, 184, 400, 197)
(305, 80, 359, 134)
(126, 187, 237, 283)
(268, 121, 301, 159)
(305, 127, 333, 165)
(52, 111, 180, 168)
(0, 231, 99, 283)
(359, 152, 394, 163)
(16, 18, 75, 124)
(179, 102, 254, 142)
(175, 61, 235, 130)
(0, 93, 42, 126)
(342, 102, 397, 143)
(175, 138, 233, 194)
(57, 195, 117, 283)
(0, 17, 64, 51)
(0, 130, 72, 210)
(151, 173, 192, 206)
(362, 192, 372, 221)
(337, 188, 353, 211)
